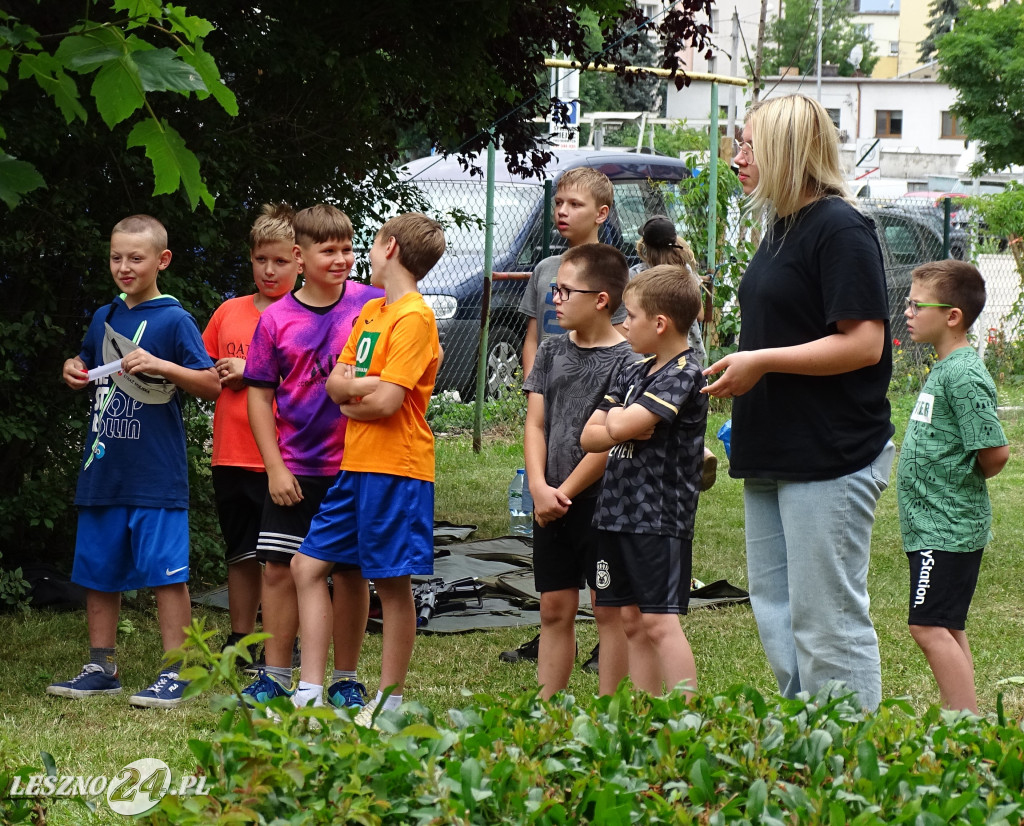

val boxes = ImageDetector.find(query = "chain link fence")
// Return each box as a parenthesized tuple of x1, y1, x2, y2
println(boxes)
(858, 196, 1022, 389)
(399, 153, 699, 432)
(404, 169, 1024, 431)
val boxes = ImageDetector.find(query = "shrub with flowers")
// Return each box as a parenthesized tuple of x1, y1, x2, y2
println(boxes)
(890, 338, 936, 394)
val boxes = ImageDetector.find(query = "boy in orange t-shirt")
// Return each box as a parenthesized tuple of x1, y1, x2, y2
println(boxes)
(202, 204, 300, 654)
(291, 213, 444, 724)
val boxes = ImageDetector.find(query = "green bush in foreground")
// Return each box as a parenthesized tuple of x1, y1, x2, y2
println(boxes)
(135, 624, 1024, 825)
(7, 621, 1022, 825)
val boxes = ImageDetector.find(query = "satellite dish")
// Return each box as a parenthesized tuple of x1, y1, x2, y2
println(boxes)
(848, 44, 864, 69)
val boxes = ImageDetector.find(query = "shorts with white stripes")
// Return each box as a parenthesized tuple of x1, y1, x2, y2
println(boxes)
(256, 474, 336, 565)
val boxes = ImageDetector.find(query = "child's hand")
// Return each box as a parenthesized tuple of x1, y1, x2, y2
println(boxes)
(121, 347, 167, 379)
(215, 357, 247, 391)
(63, 356, 90, 390)
(328, 361, 360, 403)
(532, 484, 570, 528)
(267, 466, 304, 507)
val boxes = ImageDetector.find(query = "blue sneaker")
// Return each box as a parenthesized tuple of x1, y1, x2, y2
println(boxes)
(46, 664, 122, 698)
(128, 671, 189, 709)
(327, 679, 367, 710)
(240, 670, 293, 706)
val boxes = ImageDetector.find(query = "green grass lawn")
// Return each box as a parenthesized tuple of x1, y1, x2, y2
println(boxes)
(3, 387, 1024, 825)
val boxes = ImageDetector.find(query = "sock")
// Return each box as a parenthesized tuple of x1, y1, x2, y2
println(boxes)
(373, 690, 403, 710)
(265, 665, 292, 686)
(89, 647, 117, 677)
(293, 681, 323, 707)
(162, 660, 182, 676)
(225, 631, 246, 648)
(332, 669, 357, 683)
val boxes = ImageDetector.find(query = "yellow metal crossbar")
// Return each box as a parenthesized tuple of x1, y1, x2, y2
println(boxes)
(544, 58, 747, 87)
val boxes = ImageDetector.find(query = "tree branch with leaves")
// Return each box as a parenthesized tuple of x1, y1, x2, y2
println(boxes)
(0, 1, 236, 210)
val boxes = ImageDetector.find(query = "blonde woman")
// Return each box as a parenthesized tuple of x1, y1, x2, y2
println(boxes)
(703, 94, 895, 711)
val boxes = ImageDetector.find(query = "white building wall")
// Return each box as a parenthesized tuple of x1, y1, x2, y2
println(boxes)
(666, 75, 966, 178)
(664, 0, 767, 132)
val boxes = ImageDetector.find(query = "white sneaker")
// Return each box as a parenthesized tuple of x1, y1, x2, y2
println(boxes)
(353, 698, 380, 728)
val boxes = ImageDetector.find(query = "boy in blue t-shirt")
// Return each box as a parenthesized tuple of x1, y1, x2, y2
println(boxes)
(898, 260, 1008, 713)
(48, 214, 220, 708)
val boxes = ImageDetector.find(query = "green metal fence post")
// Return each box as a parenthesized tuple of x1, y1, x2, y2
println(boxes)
(543, 179, 553, 259)
(706, 82, 720, 284)
(942, 197, 951, 259)
(472, 139, 497, 452)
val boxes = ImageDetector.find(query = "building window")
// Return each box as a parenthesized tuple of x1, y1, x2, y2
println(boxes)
(889, 41, 899, 55)
(826, 108, 841, 130)
(941, 111, 966, 139)
(875, 110, 902, 138)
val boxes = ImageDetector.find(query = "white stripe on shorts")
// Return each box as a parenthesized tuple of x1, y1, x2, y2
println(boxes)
(256, 532, 302, 556)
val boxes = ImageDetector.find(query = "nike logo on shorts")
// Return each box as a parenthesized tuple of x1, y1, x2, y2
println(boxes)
(165, 565, 188, 577)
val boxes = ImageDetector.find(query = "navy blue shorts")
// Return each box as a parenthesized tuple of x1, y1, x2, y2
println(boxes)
(907, 548, 982, 630)
(593, 530, 692, 614)
(72, 506, 189, 591)
(299, 471, 434, 579)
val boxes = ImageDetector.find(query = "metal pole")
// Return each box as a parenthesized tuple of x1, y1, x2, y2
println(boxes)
(816, 0, 823, 102)
(543, 58, 747, 87)
(942, 197, 951, 259)
(542, 180, 553, 258)
(728, 8, 740, 140)
(706, 82, 720, 281)
(472, 139, 497, 452)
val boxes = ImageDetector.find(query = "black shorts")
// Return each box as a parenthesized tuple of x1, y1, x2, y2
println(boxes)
(212, 467, 268, 565)
(533, 497, 598, 593)
(907, 548, 982, 630)
(256, 474, 336, 565)
(593, 530, 692, 614)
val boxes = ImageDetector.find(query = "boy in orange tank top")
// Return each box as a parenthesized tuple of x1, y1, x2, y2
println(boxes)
(202, 204, 300, 657)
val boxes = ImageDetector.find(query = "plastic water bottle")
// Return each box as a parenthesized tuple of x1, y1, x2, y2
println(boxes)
(508, 469, 533, 537)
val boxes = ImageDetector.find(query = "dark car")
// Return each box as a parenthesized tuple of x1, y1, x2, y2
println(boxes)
(861, 201, 964, 343)
(396, 150, 693, 398)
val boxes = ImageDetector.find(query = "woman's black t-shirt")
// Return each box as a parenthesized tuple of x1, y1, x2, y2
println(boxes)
(730, 196, 894, 480)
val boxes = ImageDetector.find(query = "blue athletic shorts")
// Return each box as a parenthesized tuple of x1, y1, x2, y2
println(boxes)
(299, 471, 434, 579)
(72, 505, 189, 592)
